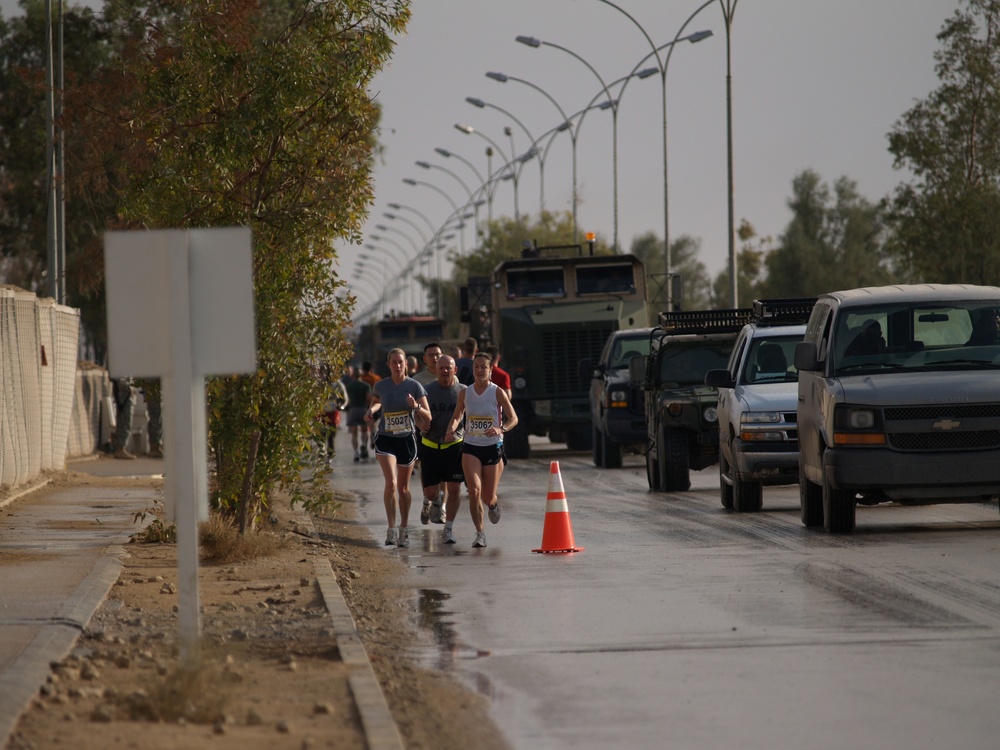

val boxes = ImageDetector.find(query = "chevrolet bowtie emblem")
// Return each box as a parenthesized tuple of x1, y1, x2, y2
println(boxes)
(932, 418, 961, 430)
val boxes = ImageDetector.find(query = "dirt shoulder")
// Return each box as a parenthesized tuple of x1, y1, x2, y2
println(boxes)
(5, 474, 509, 750)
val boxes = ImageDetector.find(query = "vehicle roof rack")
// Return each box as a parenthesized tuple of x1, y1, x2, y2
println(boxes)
(751, 297, 817, 325)
(657, 308, 752, 336)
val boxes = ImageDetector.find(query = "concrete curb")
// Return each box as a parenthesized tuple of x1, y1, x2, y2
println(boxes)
(294, 510, 404, 750)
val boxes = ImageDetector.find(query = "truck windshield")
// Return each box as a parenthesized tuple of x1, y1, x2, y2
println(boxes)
(742, 336, 801, 384)
(577, 263, 636, 294)
(834, 302, 1000, 373)
(506, 268, 565, 298)
(659, 341, 733, 386)
(610, 336, 651, 369)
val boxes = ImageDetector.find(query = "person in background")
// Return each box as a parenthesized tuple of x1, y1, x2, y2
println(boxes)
(414, 354, 465, 541)
(141, 379, 163, 459)
(406, 355, 419, 377)
(346, 366, 372, 461)
(444, 352, 518, 548)
(447, 344, 461, 360)
(966, 309, 1000, 346)
(484, 345, 512, 485)
(365, 347, 431, 548)
(320, 364, 348, 461)
(455, 337, 477, 385)
(360, 361, 381, 449)
(112, 376, 136, 459)
(484, 345, 511, 398)
(413, 342, 442, 387)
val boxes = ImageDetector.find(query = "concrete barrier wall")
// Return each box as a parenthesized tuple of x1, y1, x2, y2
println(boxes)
(0, 286, 95, 491)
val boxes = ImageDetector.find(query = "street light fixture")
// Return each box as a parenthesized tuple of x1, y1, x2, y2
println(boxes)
(386, 202, 437, 238)
(453, 123, 518, 225)
(573, 0, 714, 309)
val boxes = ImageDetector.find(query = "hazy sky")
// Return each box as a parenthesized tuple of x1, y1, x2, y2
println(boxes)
(3, 1, 960, 314)
(347, 0, 955, 313)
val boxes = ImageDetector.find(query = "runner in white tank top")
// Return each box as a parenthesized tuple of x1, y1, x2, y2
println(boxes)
(444, 351, 519, 548)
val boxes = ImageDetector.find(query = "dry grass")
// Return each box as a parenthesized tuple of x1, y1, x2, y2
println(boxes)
(198, 514, 287, 563)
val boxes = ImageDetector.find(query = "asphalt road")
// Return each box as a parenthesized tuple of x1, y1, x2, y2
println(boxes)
(330, 431, 1000, 750)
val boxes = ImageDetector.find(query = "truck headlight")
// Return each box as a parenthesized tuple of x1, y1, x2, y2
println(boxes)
(832, 406, 885, 446)
(741, 411, 782, 424)
(703, 406, 718, 423)
(609, 389, 627, 407)
(848, 409, 875, 429)
(514, 376, 527, 390)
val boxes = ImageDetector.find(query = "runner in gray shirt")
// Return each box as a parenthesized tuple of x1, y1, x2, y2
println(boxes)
(415, 355, 466, 544)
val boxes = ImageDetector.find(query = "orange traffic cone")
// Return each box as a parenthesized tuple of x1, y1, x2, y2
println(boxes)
(532, 461, 583, 554)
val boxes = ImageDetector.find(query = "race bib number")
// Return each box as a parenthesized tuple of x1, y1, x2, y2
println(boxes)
(383, 410, 410, 435)
(467, 415, 494, 438)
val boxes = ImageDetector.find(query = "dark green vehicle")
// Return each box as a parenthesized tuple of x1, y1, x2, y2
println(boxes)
(636, 309, 751, 492)
(464, 241, 650, 459)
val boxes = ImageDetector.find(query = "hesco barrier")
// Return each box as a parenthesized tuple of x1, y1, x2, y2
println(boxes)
(0, 286, 106, 491)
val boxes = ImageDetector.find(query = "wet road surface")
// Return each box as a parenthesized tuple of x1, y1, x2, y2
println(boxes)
(329, 433, 1000, 750)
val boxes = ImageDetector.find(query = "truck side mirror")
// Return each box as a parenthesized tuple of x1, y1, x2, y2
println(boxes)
(629, 355, 647, 385)
(704, 369, 735, 389)
(794, 342, 820, 372)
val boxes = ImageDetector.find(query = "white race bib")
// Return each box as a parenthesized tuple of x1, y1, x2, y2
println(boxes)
(467, 415, 493, 438)
(383, 409, 410, 435)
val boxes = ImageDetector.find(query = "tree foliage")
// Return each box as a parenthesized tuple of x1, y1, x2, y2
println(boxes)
(629, 231, 712, 311)
(711, 220, 771, 308)
(63, 0, 410, 519)
(760, 170, 890, 297)
(886, 0, 1000, 283)
(0, 1, 116, 356)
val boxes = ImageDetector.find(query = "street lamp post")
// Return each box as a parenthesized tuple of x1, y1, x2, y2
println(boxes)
(454, 123, 517, 225)
(386, 202, 437, 239)
(380, 211, 428, 247)
(721, 0, 740, 308)
(582, 0, 714, 309)
(465, 96, 538, 221)
(514, 37, 630, 253)
(363, 242, 411, 311)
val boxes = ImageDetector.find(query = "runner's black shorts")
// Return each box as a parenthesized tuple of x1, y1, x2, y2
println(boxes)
(373, 433, 418, 467)
(461, 441, 505, 467)
(419, 442, 465, 487)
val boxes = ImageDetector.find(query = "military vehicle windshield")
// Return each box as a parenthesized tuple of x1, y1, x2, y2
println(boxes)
(658, 340, 733, 386)
(610, 335, 652, 369)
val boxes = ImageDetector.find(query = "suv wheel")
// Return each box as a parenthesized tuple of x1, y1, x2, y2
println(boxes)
(592, 425, 604, 468)
(822, 475, 856, 533)
(658, 426, 691, 492)
(719, 452, 734, 510)
(646, 444, 661, 491)
(601, 431, 623, 469)
(799, 463, 823, 527)
(733, 475, 763, 512)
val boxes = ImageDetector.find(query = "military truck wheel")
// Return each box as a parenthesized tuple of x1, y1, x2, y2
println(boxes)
(505, 426, 531, 459)
(592, 426, 604, 468)
(601, 431, 623, 469)
(566, 427, 592, 451)
(658, 426, 691, 492)
(718, 452, 734, 510)
(733, 476, 763, 513)
(799, 464, 823, 527)
(822, 476, 856, 533)
(646, 448, 661, 491)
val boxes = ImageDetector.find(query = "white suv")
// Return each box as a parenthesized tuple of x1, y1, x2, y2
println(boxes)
(705, 298, 815, 512)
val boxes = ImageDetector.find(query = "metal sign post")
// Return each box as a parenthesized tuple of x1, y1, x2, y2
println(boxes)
(105, 227, 256, 665)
